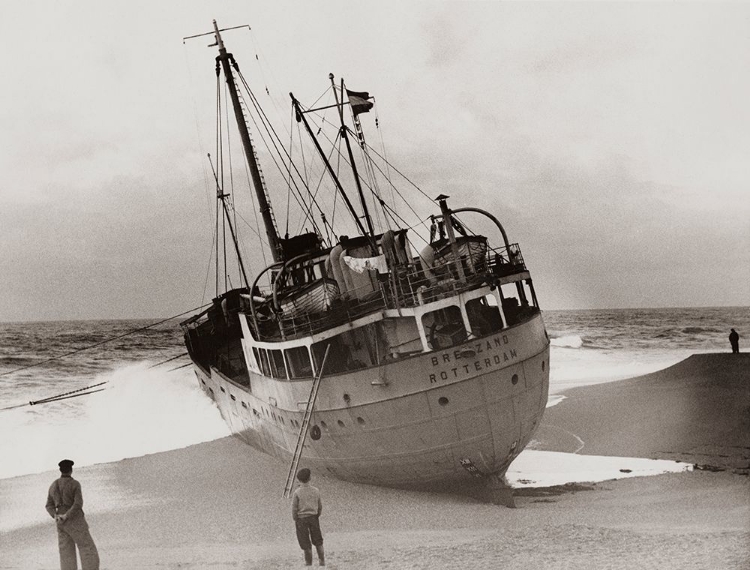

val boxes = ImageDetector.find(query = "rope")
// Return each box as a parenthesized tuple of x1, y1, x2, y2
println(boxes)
(148, 352, 189, 369)
(30, 382, 108, 406)
(0, 382, 108, 412)
(0, 304, 210, 378)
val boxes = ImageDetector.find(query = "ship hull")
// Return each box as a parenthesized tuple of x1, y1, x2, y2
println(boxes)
(190, 312, 549, 489)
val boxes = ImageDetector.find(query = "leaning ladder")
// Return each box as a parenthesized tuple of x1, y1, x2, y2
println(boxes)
(283, 344, 331, 498)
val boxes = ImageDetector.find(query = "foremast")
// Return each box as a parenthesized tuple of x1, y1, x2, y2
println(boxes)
(212, 20, 282, 263)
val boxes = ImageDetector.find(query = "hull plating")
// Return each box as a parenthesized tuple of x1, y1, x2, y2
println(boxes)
(192, 313, 550, 488)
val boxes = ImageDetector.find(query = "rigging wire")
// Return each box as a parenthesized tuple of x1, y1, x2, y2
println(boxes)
(181, 43, 217, 234)
(224, 81, 244, 288)
(235, 70, 334, 239)
(201, 214, 217, 307)
(360, 137, 436, 204)
(317, 116, 434, 239)
(215, 76, 222, 297)
(373, 99, 398, 212)
(0, 305, 211, 379)
(297, 131, 344, 237)
(285, 111, 293, 238)
(238, 80, 318, 235)
(247, 27, 292, 134)
(309, 113, 430, 239)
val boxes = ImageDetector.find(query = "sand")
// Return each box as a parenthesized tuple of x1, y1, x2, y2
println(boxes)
(2, 353, 748, 569)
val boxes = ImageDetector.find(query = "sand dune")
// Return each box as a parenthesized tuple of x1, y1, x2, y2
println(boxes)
(534, 353, 750, 471)
(2, 354, 748, 569)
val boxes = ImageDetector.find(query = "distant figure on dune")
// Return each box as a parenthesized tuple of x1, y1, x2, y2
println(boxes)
(45, 459, 100, 570)
(292, 467, 325, 566)
(729, 328, 740, 353)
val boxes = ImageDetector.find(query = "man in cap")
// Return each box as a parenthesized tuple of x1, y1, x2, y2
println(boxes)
(45, 459, 100, 570)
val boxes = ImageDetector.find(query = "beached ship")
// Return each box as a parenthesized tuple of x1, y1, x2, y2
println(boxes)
(181, 21, 549, 500)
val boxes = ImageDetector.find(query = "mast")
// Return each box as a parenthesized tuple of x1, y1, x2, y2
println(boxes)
(212, 20, 282, 262)
(330, 74, 376, 241)
(290, 93, 376, 252)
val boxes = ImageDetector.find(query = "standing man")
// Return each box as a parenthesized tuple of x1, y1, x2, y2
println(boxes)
(45, 459, 100, 570)
(729, 329, 740, 353)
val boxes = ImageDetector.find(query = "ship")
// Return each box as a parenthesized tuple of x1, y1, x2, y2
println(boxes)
(180, 21, 550, 504)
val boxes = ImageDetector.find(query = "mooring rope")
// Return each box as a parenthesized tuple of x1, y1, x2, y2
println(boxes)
(147, 352, 190, 369)
(0, 304, 209, 379)
(0, 381, 108, 412)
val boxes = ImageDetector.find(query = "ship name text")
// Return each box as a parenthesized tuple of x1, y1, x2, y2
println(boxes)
(428, 335, 517, 384)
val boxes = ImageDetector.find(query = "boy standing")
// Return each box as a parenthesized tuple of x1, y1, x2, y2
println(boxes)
(292, 467, 324, 566)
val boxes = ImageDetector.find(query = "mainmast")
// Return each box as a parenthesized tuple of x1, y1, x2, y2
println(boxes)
(290, 94, 377, 253)
(212, 20, 282, 262)
(330, 74, 376, 241)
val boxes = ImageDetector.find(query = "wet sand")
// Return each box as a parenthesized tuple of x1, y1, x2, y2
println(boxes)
(2, 353, 748, 569)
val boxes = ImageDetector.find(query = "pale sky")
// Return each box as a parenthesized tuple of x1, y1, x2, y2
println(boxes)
(1, 1, 748, 321)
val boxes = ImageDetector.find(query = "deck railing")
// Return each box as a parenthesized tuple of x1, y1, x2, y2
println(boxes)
(251, 243, 527, 341)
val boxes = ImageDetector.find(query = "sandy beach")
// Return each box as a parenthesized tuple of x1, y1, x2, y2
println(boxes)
(2, 353, 748, 569)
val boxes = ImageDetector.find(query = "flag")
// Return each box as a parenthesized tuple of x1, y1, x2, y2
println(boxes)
(346, 89, 374, 116)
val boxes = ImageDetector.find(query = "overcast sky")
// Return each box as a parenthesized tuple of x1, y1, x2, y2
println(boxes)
(1, 1, 748, 321)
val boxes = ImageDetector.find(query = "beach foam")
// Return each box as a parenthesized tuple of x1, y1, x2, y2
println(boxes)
(507, 450, 692, 488)
(0, 363, 230, 480)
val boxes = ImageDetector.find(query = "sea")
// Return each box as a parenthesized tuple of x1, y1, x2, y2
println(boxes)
(0, 307, 747, 483)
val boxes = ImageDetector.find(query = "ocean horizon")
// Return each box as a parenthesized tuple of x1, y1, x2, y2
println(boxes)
(1, 306, 747, 482)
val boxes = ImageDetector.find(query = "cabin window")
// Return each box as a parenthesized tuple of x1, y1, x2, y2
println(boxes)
(421, 306, 467, 350)
(285, 346, 313, 379)
(312, 326, 377, 374)
(466, 294, 504, 337)
(269, 349, 287, 380)
(258, 348, 272, 377)
(252, 347, 261, 371)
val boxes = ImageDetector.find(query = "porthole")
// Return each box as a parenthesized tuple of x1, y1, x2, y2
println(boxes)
(310, 425, 322, 440)
(357, 417, 365, 425)
(337, 419, 345, 428)
(230, 394, 236, 401)
(220, 387, 226, 393)
(438, 397, 449, 406)
(241, 401, 247, 409)
(542, 360, 546, 371)
(320, 420, 327, 429)
(511, 374, 519, 385)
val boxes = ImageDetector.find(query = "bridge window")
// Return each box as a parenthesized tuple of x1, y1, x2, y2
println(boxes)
(421, 306, 467, 350)
(311, 323, 384, 374)
(257, 348, 272, 377)
(285, 346, 313, 379)
(269, 349, 287, 380)
(466, 294, 504, 337)
(499, 279, 539, 326)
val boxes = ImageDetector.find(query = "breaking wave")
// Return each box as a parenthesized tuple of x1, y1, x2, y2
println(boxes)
(550, 335, 584, 349)
(0, 363, 230, 480)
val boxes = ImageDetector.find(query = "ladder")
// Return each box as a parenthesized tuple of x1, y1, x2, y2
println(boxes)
(283, 344, 331, 498)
